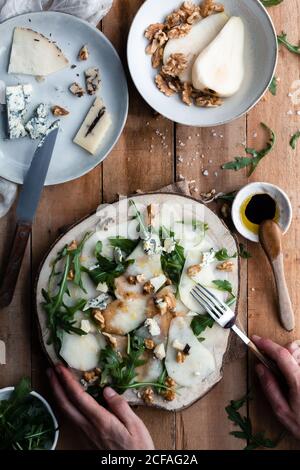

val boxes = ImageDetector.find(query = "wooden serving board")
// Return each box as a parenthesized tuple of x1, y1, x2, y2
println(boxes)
(35, 192, 240, 411)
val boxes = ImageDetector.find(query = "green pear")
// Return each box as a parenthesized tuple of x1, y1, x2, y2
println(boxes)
(163, 12, 228, 83)
(192, 16, 245, 97)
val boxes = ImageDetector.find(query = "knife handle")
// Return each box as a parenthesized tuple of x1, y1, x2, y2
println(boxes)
(0, 222, 31, 309)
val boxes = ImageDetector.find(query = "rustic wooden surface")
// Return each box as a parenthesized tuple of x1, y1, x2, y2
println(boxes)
(0, 0, 300, 450)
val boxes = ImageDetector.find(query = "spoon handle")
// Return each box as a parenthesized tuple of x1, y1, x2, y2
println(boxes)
(259, 220, 294, 331)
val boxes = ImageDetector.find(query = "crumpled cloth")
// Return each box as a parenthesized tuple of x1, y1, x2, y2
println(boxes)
(0, 0, 113, 25)
(0, 0, 113, 218)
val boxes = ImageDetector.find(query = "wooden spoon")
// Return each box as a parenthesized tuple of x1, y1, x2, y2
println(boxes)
(259, 220, 295, 331)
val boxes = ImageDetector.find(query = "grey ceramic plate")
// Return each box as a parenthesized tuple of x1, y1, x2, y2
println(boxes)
(0, 11, 128, 185)
(127, 0, 278, 127)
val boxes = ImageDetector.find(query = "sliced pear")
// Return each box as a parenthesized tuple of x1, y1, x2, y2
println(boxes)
(192, 16, 245, 97)
(165, 316, 215, 386)
(163, 13, 228, 83)
(60, 332, 106, 371)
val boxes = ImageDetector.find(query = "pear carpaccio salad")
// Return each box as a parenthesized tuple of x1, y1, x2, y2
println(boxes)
(41, 199, 238, 408)
(145, 0, 244, 108)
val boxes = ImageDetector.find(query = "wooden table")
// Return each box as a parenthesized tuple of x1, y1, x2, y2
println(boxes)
(0, 0, 300, 450)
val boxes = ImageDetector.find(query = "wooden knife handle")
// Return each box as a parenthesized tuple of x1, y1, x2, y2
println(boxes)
(0, 222, 31, 309)
(259, 220, 295, 331)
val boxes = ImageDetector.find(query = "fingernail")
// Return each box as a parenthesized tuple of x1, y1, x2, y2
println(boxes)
(252, 335, 261, 342)
(104, 387, 117, 399)
(46, 368, 53, 379)
(256, 364, 265, 378)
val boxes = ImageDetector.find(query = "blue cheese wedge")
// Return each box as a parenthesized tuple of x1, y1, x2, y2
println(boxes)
(73, 97, 112, 155)
(6, 84, 32, 139)
(25, 103, 49, 139)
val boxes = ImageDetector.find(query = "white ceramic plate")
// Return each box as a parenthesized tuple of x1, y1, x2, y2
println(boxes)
(127, 0, 277, 127)
(0, 11, 128, 185)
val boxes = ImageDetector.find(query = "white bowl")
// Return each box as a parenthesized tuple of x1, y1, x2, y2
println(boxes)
(0, 387, 59, 450)
(231, 182, 292, 242)
(127, 0, 278, 127)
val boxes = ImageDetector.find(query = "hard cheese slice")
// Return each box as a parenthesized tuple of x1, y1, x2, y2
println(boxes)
(8, 28, 69, 76)
(73, 97, 112, 155)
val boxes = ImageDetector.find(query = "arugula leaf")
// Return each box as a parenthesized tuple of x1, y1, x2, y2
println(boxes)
(215, 248, 237, 261)
(239, 243, 252, 259)
(191, 295, 236, 338)
(216, 191, 237, 202)
(212, 279, 234, 295)
(161, 242, 185, 290)
(191, 313, 214, 336)
(129, 200, 150, 239)
(277, 32, 300, 55)
(0, 378, 55, 450)
(226, 394, 281, 450)
(94, 241, 102, 257)
(269, 76, 277, 96)
(261, 0, 283, 6)
(84, 254, 134, 291)
(222, 123, 276, 176)
(42, 233, 91, 353)
(290, 130, 300, 150)
(109, 236, 139, 256)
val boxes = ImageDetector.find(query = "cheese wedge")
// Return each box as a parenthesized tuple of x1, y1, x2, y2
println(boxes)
(73, 97, 112, 155)
(8, 28, 69, 76)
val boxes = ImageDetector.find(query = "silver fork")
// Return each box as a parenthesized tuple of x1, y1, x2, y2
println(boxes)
(191, 283, 282, 378)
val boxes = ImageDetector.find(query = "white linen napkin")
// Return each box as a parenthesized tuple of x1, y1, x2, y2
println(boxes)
(0, 0, 113, 25)
(0, 0, 113, 217)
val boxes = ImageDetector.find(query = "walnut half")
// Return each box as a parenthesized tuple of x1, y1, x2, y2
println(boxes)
(51, 105, 69, 116)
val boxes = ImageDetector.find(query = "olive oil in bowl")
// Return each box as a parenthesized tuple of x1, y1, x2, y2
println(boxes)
(240, 193, 279, 235)
(231, 182, 292, 242)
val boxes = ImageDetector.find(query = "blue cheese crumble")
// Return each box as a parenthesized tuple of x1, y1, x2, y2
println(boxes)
(25, 103, 49, 139)
(6, 84, 32, 139)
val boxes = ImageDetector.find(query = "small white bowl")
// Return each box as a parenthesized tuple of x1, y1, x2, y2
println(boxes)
(127, 0, 278, 127)
(231, 182, 292, 242)
(0, 387, 59, 450)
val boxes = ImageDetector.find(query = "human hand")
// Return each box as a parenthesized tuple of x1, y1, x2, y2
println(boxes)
(252, 335, 300, 440)
(47, 364, 154, 450)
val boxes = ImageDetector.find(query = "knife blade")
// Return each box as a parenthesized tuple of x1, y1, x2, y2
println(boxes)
(16, 122, 59, 222)
(0, 122, 59, 308)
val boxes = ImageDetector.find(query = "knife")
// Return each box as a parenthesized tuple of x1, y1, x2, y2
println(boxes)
(0, 122, 59, 308)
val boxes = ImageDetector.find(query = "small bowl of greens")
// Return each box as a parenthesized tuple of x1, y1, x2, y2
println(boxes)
(0, 378, 59, 450)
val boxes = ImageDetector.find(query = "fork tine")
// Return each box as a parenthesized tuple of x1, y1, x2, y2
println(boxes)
(197, 283, 228, 310)
(191, 288, 219, 321)
(193, 284, 225, 317)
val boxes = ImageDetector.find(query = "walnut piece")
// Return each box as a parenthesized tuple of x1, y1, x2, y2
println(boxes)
(217, 261, 234, 272)
(146, 30, 168, 55)
(144, 338, 155, 350)
(145, 23, 165, 41)
(187, 264, 201, 277)
(143, 281, 155, 294)
(155, 74, 176, 97)
(78, 45, 89, 61)
(195, 94, 223, 107)
(51, 105, 69, 116)
(151, 46, 164, 68)
(168, 23, 191, 39)
(142, 387, 154, 404)
(165, 376, 176, 388)
(162, 53, 188, 78)
(200, 0, 224, 17)
(176, 351, 187, 363)
(85, 68, 100, 95)
(162, 389, 176, 401)
(182, 82, 193, 106)
(69, 82, 85, 97)
(92, 309, 105, 329)
(67, 269, 74, 281)
(102, 332, 117, 349)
